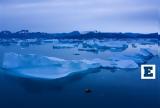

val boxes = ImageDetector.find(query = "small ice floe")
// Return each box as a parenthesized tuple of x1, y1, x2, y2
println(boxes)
(53, 43, 76, 49)
(43, 39, 57, 43)
(78, 48, 98, 53)
(90, 59, 138, 69)
(123, 48, 154, 64)
(78, 40, 128, 53)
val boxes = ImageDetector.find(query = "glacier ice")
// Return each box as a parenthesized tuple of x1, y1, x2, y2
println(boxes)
(2, 48, 154, 79)
(53, 43, 76, 49)
(78, 40, 128, 53)
(2, 53, 100, 79)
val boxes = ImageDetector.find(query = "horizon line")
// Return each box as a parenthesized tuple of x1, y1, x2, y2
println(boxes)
(0, 30, 158, 35)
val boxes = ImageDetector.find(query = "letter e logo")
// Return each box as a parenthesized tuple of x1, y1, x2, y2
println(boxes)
(141, 64, 156, 79)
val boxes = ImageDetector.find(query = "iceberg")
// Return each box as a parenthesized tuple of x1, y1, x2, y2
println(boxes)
(53, 43, 76, 49)
(2, 48, 153, 79)
(2, 53, 100, 79)
(78, 40, 128, 53)
(81, 59, 138, 69)
(122, 48, 154, 64)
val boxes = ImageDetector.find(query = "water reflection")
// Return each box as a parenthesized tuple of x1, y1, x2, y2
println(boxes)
(0, 68, 101, 93)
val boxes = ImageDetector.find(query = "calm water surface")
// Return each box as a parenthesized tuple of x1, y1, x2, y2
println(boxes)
(0, 38, 159, 108)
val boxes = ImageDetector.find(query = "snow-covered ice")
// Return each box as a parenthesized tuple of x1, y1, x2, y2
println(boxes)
(53, 43, 76, 49)
(78, 40, 128, 53)
(2, 48, 154, 79)
(2, 53, 100, 79)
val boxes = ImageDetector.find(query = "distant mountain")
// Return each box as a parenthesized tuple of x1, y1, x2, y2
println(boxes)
(0, 30, 159, 39)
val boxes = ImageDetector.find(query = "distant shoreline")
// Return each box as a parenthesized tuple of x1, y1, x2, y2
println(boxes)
(0, 30, 159, 39)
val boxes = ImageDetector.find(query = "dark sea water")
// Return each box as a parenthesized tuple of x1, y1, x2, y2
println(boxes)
(0, 38, 159, 108)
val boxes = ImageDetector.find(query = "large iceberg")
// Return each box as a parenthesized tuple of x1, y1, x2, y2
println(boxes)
(2, 49, 154, 79)
(2, 53, 99, 79)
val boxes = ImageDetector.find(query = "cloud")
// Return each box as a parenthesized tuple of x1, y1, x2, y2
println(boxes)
(0, 0, 159, 33)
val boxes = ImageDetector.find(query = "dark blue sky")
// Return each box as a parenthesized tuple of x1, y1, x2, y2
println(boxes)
(0, 0, 159, 33)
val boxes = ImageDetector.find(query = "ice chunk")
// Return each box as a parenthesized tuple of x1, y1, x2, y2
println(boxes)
(78, 40, 128, 53)
(2, 53, 100, 79)
(2, 49, 153, 79)
(53, 43, 76, 49)
(87, 59, 138, 69)
(78, 48, 98, 53)
(44, 39, 59, 43)
(123, 48, 154, 64)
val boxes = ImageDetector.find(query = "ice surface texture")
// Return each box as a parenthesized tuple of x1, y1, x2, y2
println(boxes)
(2, 53, 99, 79)
(2, 49, 154, 79)
(78, 40, 128, 53)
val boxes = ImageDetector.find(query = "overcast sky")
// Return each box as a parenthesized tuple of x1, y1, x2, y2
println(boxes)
(0, 0, 159, 33)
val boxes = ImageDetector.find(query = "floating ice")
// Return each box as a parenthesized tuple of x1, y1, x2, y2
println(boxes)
(53, 43, 76, 49)
(122, 48, 154, 64)
(2, 53, 100, 79)
(78, 48, 98, 53)
(2, 48, 154, 79)
(78, 40, 128, 53)
(94, 59, 138, 69)
(44, 39, 58, 43)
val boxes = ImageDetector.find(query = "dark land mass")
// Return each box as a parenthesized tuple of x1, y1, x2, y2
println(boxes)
(0, 30, 159, 39)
